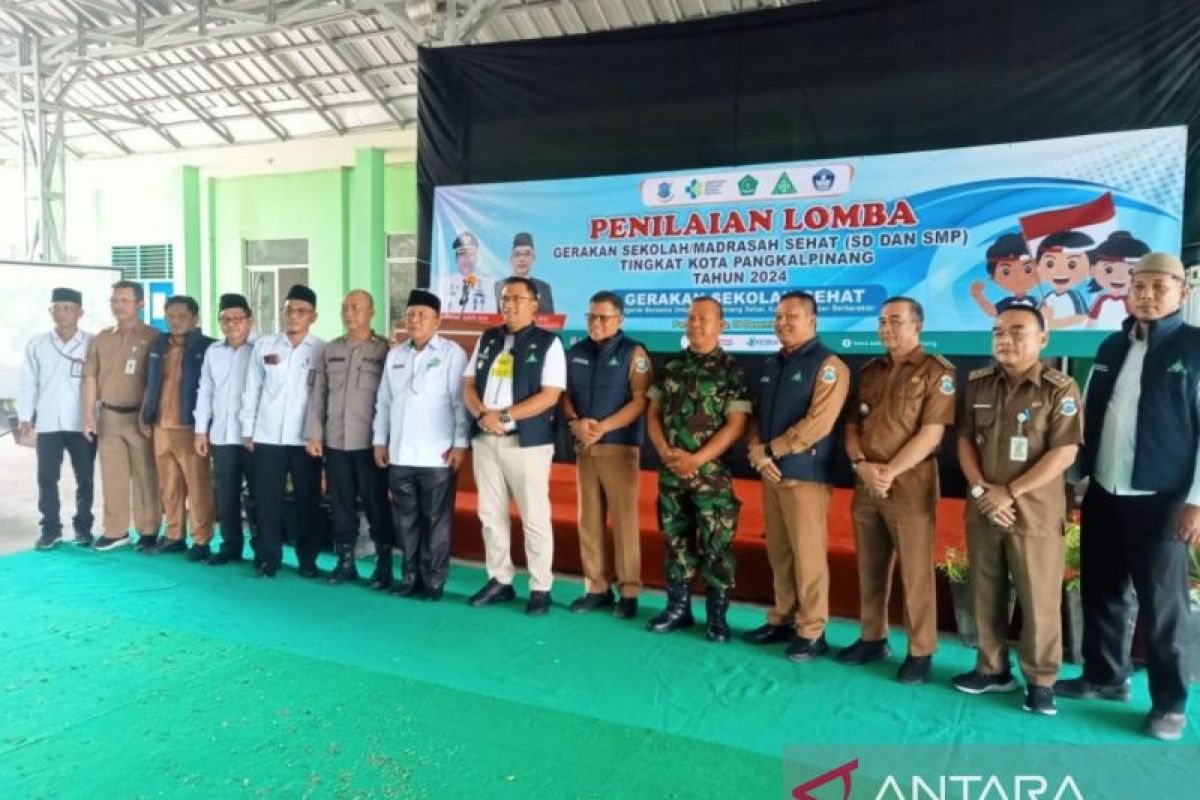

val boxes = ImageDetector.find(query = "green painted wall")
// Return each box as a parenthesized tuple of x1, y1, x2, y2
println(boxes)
(384, 163, 418, 233)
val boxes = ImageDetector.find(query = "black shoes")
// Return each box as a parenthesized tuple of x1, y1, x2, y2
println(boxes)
(1023, 685, 1057, 716)
(570, 590, 614, 613)
(390, 575, 424, 598)
(742, 623, 794, 645)
(153, 538, 186, 554)
(255, 563, 277, 579)
(206, 550, 242, 566)
(186, 544, 210, 562)
(526, 591, 552, 616)
(951, 670, 1019, 694)
(135, 535, 159, 553)
(1052, 677, 1131, 702)
(327, 546, 359, 585)
(93, 535, 130, 551)
(613, 598, 638, 619)
(836, 638, 893, 665)
(704, 588, 731, 643)
(468, 578, 516, 607)
(1145, 710, 1187, 741)
(425, 585, 444, 602)
(35, 531, 63, 550)
(297, 563, 321, 579)
(786, 635, 829, 662)
(73, 532, 94, 547)
(646, 585, 695, 633)
(366, 569, 393, 591)
(897, 655, 932, 685)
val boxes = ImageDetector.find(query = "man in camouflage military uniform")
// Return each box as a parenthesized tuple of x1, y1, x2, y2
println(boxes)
(646, 297, 751, 642)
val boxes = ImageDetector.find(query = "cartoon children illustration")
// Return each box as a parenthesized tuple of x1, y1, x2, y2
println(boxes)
(970, 232, 1038, 318)
(1086, 231, 1149, 329)
(1036, 230, 1094, 330)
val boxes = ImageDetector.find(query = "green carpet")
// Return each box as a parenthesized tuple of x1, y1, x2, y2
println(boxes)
(0, 546, 1195, 799)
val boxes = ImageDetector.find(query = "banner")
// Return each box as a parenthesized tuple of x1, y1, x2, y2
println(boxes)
(430, 127, 1185, 355)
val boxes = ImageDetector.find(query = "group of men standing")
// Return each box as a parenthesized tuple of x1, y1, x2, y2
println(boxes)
(18, 252, 1197, 741)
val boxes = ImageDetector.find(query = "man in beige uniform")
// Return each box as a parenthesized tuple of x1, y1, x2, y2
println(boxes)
(954, 301, 1082, 717)
(563, 291, 652, 619)
(839, 296, 956, 684)
(743, 292, 850, 661)
(306, 290, 393, 586)
(83, 281, 161, 551)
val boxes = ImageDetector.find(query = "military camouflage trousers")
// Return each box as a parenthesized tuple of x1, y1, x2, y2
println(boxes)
(656, 468, 741, 590)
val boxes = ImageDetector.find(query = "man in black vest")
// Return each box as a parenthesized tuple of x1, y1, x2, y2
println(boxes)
(743, 292, 849, 660)
(563, 291, 652, 619)
(463, 276, 567, 615)
(1056, 252, 1200, 740)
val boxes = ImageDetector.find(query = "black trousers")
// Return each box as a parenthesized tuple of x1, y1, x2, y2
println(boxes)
(253, 444, 321, 571)
(212, 444, 256, 557)
(326, 448, 393, 550)
(1080, 483, 1191, 713)
(389, 465, 456, 588)
(36, 431, 96, 536)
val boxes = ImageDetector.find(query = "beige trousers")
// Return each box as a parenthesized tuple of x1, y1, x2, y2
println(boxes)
(472, 434, 556, 591)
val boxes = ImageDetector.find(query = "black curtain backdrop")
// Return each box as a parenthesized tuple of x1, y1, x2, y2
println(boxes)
(415, 0, 1200, 488)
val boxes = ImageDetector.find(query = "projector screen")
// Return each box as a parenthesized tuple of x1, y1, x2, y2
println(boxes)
(431, 127, 1185, 356)
(0, 261, 122, 401)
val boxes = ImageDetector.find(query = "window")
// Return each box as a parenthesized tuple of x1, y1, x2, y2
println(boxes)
(244, 239, 309, 335)
(386, 233, 418, 329)
(111, 244, 174, 280)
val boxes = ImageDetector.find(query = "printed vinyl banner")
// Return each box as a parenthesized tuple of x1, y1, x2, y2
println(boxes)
(431, 127, 1186, 355)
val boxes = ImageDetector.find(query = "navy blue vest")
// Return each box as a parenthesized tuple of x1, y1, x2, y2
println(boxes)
(142, 329, 215, 426)
(473, 324, 559, 447)
(1080, 311, 1200, 496)
(756, 338, 838, 482)
(565, 332, 645, 447)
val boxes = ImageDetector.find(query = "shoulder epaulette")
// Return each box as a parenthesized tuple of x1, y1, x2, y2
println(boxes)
(862, 356, 885, 371)
(969, 365, 996, 381)
(1043, 369, 1072, 387)
(930, 353, 955, 371)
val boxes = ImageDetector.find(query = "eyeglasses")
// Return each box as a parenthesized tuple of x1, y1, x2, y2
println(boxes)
(585, 313, 621, 323)
(500, 295, 534, 305)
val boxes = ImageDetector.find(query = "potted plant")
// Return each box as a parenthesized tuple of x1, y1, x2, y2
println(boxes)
(1189, 548, 1200, 683)
(1061, 522, 1084, 663)
(938, 547, 976, 647)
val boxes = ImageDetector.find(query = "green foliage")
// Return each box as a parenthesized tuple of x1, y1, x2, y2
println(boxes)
(938, 546, 970, 585)
(1063, 523, 1082, 591)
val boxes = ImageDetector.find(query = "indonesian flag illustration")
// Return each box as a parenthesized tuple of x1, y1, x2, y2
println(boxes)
(1019, 192, 1118, 257)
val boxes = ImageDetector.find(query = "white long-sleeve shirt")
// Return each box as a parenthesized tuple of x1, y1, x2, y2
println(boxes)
(240, 332, 326, 446)
(373, 334, 471, 468)
(1094, 332, 1200, 505)
(194, 336, 256, 446)
(16, 329, 93, 433)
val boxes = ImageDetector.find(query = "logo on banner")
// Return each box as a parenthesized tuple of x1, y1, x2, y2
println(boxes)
(813, 168, 836, 191)
(656, 181, 673, 200)
(773, 172, 797, 195)
(738, 174, 759, 196)
(685, 179, 704, 199)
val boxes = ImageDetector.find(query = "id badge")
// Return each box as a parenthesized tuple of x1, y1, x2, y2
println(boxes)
(70, 360, 83, 378)
(491, 352, 514, 380)
(1009, 436, 1029, 462)
(124, 358, 137, 375)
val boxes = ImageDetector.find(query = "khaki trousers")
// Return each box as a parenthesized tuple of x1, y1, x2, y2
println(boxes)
(851, 469, 939, 656)
(576, 445, 642, 597)
(472, 434, 555, 591)
(98, 409, 160, 538)
(763, 480, 832, 638)
(154, 426, 215, 544)
(967, 519, 1064, 686)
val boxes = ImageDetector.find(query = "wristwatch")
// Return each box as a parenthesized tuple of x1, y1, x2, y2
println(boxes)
(763, 443, 776, 461)
(851, 457, 865, 472)
(499, 411, 513, 426)
(970, 484, 985, 499)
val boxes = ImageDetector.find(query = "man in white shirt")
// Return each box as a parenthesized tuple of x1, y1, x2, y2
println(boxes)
(373, 289, 470, 601)
(1057, 253, 1200, 741)
(195, 293, 257, 567)
(240, 284, 326, 579)
(438, 231, 497, 316)
(17, 287, 95, 549)
(463, 276, 566, 615)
